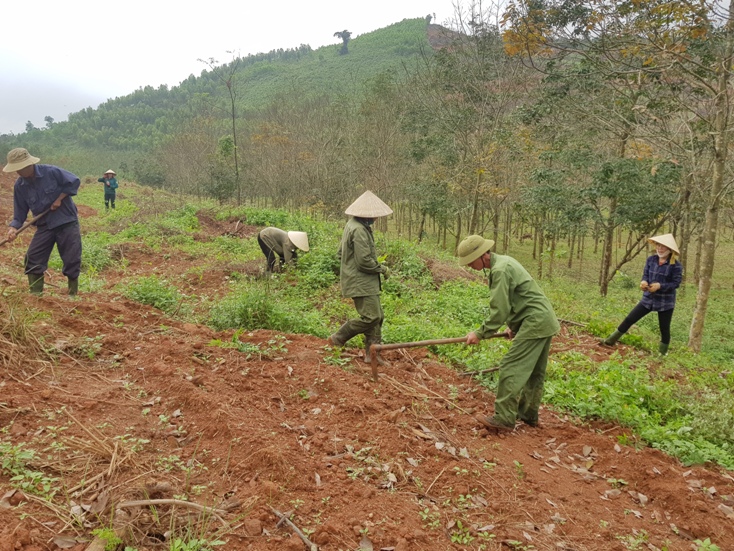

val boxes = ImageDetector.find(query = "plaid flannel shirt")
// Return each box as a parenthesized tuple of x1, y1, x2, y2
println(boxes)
(640, 255, 683, 312)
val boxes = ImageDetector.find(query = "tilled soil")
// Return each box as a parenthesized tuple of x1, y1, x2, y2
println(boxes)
(0, 171, 732, 551)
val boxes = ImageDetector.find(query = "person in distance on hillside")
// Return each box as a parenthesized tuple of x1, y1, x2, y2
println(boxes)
(3, 148, 82, 296)
(458, 235, 560, 433)
(601, 233, 683, 356)
(257, 227, 309, 274)
(328, 191, 392, 366)
(97, 169, 119, 210)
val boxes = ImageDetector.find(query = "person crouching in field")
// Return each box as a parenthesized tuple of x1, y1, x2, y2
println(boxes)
(97, 169, 118, 210)
(458, 235, 560, 433)
(257, 227, 309, 274)
(601, 233, 683, 356)
(3, 148, 82, 296)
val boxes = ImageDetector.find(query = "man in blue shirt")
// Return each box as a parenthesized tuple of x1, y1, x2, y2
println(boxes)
(3, 148, 82, 296)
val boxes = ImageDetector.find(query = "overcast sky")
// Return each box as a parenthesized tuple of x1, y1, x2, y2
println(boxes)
(0, 0, 459, 135)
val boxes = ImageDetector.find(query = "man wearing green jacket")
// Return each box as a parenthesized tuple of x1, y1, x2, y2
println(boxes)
(328, 191, 392, 366)
(458, 235, 559, 432)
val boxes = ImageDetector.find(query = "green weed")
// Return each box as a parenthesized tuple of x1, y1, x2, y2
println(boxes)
(694, 538, 721, 551)
(91, 527, 123, 551)
(0, 441, 58, 498)
(124, 275, 186, 315)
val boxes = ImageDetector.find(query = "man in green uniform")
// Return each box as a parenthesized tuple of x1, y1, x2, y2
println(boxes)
(328, 191, 392, 366)
(458, 235, 559, 432)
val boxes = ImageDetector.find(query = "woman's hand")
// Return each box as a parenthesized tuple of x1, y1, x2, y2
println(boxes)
(648, 282, 661, 293)
(640, 280, 649, 291)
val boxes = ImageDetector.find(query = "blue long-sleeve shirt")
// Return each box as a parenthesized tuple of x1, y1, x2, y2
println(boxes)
(10, 164, 80, 230)
(640, 255, 683, 312)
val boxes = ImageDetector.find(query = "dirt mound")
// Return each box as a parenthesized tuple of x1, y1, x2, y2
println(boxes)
(0, 174, 733, 550)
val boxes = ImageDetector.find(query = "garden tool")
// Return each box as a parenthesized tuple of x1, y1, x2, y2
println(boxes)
(368, 332, 507, 381)
(0, 209, 51, 247)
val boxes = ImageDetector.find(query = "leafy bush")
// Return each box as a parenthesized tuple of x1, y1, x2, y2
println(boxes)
(209, 283, 325, 335)
(82, 233, 115, 272)
(124, 276, 184, 315)
(297, 247, 339, 290)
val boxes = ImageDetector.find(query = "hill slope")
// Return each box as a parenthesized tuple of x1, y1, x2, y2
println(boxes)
(0, 172, 733, 551)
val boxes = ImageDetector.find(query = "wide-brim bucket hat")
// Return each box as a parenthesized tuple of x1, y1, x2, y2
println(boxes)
(457, 235, 495, 266)
(104, 169, 116, 175)
(649, 233, 679, 255)
(288, 231, 309, 252)
(3, 148, 40, 172)
(345, 191, 393, 218)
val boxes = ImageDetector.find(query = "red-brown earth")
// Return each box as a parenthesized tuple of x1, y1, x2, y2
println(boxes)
(0, 171, 732, 551)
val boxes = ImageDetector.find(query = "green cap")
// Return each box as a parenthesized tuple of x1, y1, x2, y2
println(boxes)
(457, 235, 495, 266)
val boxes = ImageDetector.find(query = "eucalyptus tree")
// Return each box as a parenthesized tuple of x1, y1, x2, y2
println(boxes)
(198, 53, 243, 204)
(503, 0, 734, 350)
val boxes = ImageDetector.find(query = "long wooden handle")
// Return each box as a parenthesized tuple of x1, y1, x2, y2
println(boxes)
(369, 332, 506, 381)
(372, 332, 506, 353)
(0, 209, 51, 247)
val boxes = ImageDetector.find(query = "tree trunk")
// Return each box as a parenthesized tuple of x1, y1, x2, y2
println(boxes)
(688, 0, 734, 351)
(599, 198, 617, 296)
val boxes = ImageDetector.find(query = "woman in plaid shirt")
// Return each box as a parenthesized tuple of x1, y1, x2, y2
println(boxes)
(601, 234, 683, 355)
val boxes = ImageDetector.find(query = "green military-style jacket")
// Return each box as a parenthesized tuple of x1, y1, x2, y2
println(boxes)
(259, 227, 298, 264)
(477, 253, 560, 341)
(338, 217, 386, 298)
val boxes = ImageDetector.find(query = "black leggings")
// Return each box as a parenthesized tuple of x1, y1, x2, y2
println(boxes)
(618, 302, 674, 345)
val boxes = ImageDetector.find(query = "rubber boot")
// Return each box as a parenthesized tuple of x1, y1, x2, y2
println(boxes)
(68, 278, 79, 296)
(28, 274, 44, 295)
(658, 342, 669, 356)
(600, 330, 624, 347)
(364, 337, 389, 367)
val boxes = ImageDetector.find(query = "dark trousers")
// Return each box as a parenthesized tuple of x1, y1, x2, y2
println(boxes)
(25, 221, 82, 279)
(257, 234, 283, 272)
(104, 190, 116, 209)
(618, 302, 674, 345)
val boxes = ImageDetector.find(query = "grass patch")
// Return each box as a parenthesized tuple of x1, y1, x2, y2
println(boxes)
(123, 275, 187, 316)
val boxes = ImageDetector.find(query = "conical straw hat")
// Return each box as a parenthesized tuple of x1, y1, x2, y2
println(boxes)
(287, 231, 309, 252)
(344, 191, 393, 218)
(104, 169, 116, 175)
(648, 233, 679, 255)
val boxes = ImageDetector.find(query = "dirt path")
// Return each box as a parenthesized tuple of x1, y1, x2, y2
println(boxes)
(0, 171, 732, 551)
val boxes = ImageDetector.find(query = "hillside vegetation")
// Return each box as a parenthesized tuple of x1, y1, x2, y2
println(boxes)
(0, 176, 733, 550)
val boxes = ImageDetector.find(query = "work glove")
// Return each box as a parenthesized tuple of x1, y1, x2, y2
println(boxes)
(381, 265, 390, 280)
(640, 280, 649, 291)
(648, 282, 661, 292)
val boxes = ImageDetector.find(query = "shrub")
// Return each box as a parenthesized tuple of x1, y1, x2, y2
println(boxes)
(124, 276, 184, 315)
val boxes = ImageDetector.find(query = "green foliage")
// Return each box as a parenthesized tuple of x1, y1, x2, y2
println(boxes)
(297, 246, 340, 290)
(91, 528, 123, 551)
(694, 538, 721, 551)
(81, 232, 115, 272)
(0, 441, 58, 498)
(208, 282, 324, 335)
(124, 276, 185, 315)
